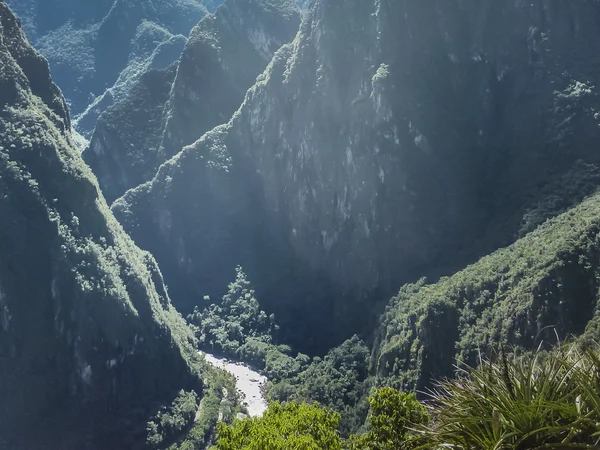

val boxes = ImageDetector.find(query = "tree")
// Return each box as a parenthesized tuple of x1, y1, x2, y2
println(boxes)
(350, 388, 429, 449)
(188, 266, 278, 360)
(215, 402, 343, 450)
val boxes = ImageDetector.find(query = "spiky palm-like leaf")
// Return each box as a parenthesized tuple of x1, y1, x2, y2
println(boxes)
(420, 344, 600, 450)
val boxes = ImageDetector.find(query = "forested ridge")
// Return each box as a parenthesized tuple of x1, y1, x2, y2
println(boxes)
(3, 0, 600, 448)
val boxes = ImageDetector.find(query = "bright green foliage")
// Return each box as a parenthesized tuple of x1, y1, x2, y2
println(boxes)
(350, 388, 429, 450)
(269, 335, 369, 407)
(423, 344, 600, 449)
(188, 267, 278, 360)
(163, 371, 241, 450)
(374, 192, 600, 391)
(267, 335, 371, 435)
(215, 402, 343, 450)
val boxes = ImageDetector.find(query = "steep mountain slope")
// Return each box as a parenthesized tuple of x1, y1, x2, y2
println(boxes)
(73, 21, 188, 139)
(84, 0, 301, 203)
(5, 0, 217, 120)
(113, 0, 600, 354)
(83, 65, 178, 203)
(0, 4, 206, 448)
(159, 0, 301, 163)
(371, 191, 600, 391)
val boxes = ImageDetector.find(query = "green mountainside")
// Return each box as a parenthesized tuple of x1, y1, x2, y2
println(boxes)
(0, 3, 220, 448)
(84, 0, 300, 203)
(5, 0, 600, 447)
(372, 191, 600, 391)
(4, 0, 213, 116)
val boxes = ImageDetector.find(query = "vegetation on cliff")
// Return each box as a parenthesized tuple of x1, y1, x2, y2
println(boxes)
(112, 0, 600, 359)
(372, 191, 600, 391)
(5, 0, 212, 115)
(85, 0, 301, 203)
(0, 2, 222, 447)
(7, 0, 600, 448)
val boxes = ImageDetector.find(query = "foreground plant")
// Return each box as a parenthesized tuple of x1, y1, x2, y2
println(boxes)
(423, 344, 600, 449)
(215, 401, 343, 449)
(349, 387, 429, 449)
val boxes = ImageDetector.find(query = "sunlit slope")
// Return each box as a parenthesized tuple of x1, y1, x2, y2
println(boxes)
(373, 191, 600, 390)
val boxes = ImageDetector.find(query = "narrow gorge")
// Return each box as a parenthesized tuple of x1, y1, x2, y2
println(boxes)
(3, 0, 600, 448)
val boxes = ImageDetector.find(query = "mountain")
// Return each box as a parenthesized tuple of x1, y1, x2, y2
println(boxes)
(72, 19, 188, 140)
(82, 65, 178, 203)
(84, 0, 301, 203)
(112, 0, 600, 354)
(0, 3, 209, 448)
(4, 0, 219, 129)
(5, 0, 600, 445)
(372, 191, 600, 391)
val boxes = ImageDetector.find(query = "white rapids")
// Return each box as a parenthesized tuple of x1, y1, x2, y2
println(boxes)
(199, 351, 268, 417)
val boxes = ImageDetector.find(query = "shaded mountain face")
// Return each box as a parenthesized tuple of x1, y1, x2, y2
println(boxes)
(113, 0, 600, 355)
(72, 19, 189, 140)
(84, 0, 301, 203)
(4, 0, 217, 121)
(83, 65, 178, 204)
(0, 3, 202, 448)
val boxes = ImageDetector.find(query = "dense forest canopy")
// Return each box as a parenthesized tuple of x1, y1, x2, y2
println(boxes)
(2, 0, 600, 448)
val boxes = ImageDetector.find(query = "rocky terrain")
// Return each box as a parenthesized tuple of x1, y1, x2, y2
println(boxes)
(5, 0, 600, 446)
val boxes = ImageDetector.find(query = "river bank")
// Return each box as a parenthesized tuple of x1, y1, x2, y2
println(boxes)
(199, 351, 268, 417)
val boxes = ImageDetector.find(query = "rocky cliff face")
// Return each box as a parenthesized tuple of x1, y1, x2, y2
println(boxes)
(159, 0, 301, 162)
(85, 0, 301, 203)
(0, 4, 203, 448)
(113, 0, 600, 354)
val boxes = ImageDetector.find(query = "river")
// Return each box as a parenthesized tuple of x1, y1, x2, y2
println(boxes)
(199, 351, 268, 417)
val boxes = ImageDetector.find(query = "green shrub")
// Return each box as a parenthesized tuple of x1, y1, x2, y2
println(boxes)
(188, 266, 278, 363)
(267, 335, 371, 435)
(215, 401, 343, 450)
(423, 344, 600, 449)
(349, 387, 429, 450)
